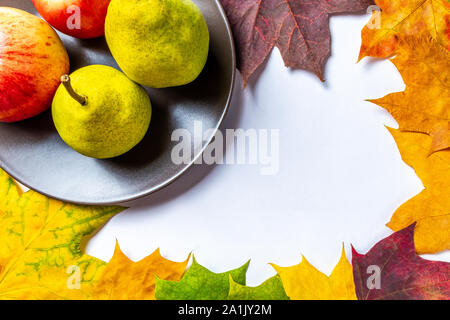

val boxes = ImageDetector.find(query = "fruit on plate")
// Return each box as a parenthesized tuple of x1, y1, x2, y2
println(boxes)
(32, 0, 111, 39)
(0, 7, 69, 122)
(52, 65, 152, 159)
(105, 0, 209, 88)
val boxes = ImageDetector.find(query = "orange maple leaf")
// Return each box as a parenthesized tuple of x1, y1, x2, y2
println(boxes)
(359, 0, 450, 60)
(388, 129, 450, 254)
(370, 35, 450, 154)
(92, 243, 190, 300)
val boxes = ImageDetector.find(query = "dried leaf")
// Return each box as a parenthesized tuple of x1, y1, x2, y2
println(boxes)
(371, 36, 450, 154)
(271, 246, 357, 299)
(155, 258, 249, 300)
(359, 0, 450, 60)
(93, 242, 190, 300)
(387, 129, 450, 254)
(220, 0, 373, 86)
(352, 224, 450, 300)
(0, 169, 124, 299)
(227, 275, 289, 300)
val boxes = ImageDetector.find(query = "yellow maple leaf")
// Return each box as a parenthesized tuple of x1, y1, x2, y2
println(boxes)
(92, 242, 189, 300)
(370, 35, 450, 154)
(0, 169, 124, 299)
(359, 0, 450, 60)
(388, 129, 450, 254)
(271, 246, 356, 300)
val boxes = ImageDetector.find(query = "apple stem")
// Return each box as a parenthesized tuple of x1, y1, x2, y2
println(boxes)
(60, 75, 87, 106)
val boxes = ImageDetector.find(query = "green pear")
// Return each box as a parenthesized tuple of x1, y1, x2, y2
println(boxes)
(105, 0, 209, 88)
(52, 65, 152, 159)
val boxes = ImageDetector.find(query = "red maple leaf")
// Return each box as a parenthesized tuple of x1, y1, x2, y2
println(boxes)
(220, 0, 374, 86)
(352, 224, 450, 300)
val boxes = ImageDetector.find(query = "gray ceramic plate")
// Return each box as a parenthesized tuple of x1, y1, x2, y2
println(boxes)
(0, 0, 235, 205)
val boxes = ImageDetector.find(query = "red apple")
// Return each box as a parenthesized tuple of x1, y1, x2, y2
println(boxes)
(0, 7, 69, 123)
(32, 0, 111, 39)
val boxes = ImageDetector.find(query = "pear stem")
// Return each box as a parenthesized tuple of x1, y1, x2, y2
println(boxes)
(60, 75, 87, 106)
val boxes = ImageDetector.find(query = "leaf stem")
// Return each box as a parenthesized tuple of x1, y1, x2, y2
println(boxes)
(60, 75, 87, 106)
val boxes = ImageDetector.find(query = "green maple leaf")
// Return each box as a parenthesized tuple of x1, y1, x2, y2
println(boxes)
(227, 275, 289, 300)
(155, 257, 249, 300)
(0, 169, 124, 299)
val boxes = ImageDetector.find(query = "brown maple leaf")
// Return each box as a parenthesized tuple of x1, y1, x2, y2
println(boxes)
(220, 0, 374, 86)
(352, 224, 450, 300)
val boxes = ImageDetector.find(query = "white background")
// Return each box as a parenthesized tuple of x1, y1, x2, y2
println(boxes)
(83, 13, 450, 286)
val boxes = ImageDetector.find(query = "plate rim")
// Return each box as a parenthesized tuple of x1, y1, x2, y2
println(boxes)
(0, 0, 236, 206)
